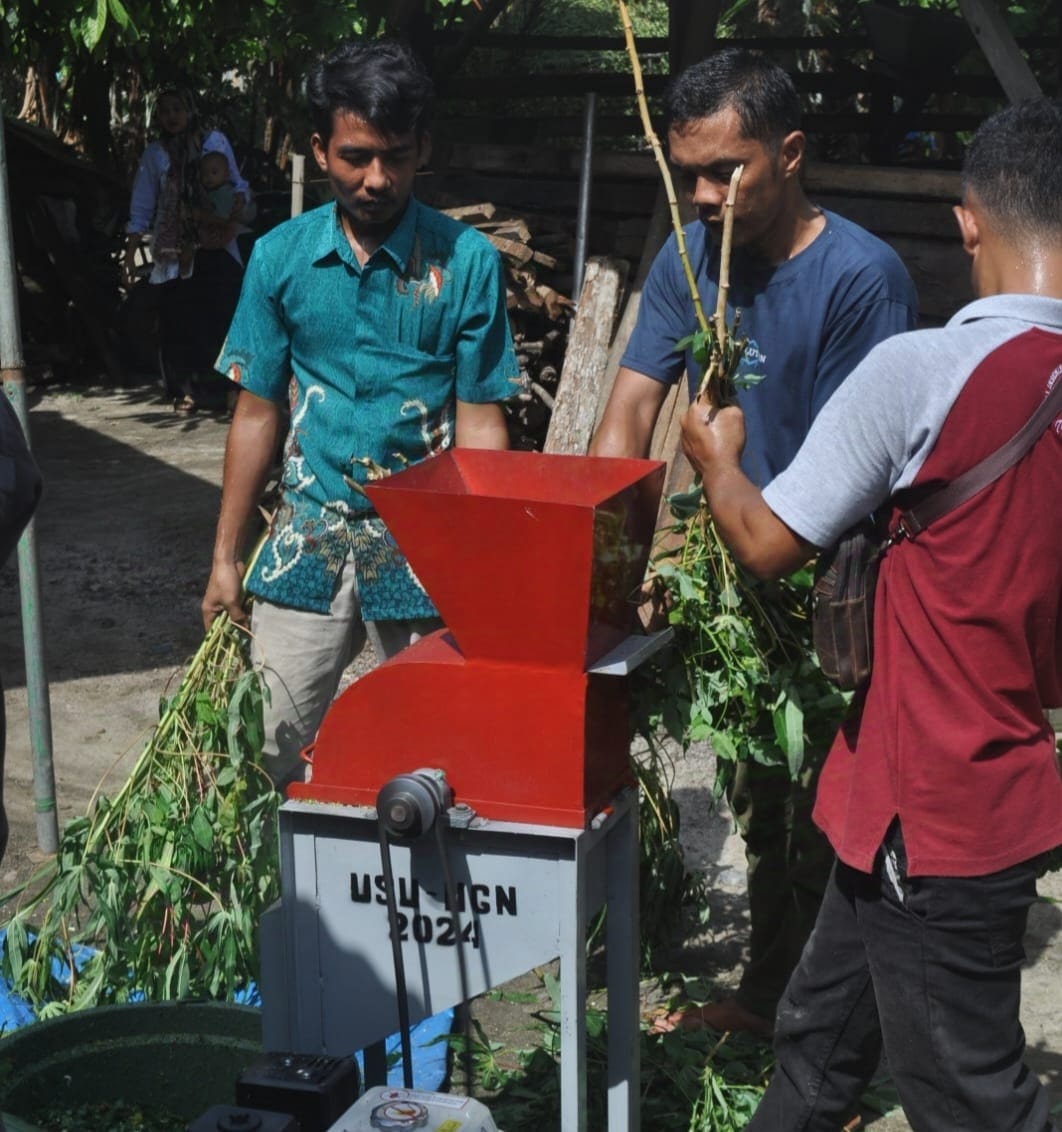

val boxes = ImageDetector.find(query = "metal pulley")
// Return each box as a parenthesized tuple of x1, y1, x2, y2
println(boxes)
(376, 769, 453, 841)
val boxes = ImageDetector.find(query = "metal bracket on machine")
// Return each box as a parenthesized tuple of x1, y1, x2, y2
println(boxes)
(588, 627, 674, 676)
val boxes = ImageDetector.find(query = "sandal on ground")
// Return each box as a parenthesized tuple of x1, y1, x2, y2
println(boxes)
(649, 996, 774, 1039)
(174, 395, 198, 414)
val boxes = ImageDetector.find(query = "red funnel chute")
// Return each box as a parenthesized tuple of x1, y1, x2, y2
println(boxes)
(365, 449, 665, 669)
(291, 449, 666, 826)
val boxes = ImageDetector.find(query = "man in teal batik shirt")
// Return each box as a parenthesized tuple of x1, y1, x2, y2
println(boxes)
(202, 39, 521, 785)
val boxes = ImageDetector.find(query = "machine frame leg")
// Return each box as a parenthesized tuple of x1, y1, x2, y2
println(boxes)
(559, 835, 589, 1132)
(607, 799, 640, 1132)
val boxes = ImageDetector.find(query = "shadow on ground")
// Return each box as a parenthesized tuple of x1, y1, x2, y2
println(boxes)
(0, 382, 232, 688)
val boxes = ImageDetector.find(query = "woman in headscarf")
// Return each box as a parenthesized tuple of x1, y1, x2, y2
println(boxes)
(123, 89, 249, 412)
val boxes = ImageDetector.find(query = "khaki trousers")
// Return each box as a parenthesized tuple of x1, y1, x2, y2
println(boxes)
(250, 553, 441, 787)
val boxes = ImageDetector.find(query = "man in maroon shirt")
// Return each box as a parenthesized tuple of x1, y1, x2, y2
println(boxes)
(680, 99, 1062, 1131)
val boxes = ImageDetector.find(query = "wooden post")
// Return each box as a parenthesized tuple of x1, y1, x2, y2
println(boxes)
(543, 256, 628, 455)
(593, 187, 696, 440)
(291, 154, 305, 218)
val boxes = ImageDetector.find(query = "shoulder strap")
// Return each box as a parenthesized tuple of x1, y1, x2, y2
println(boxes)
(899, 377, 1062, 538)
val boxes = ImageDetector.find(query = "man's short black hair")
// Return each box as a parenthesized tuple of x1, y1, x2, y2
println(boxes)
(962, 98, 1062, 241)
(664, 47, 800, 146)
(306, 38, 434, 145)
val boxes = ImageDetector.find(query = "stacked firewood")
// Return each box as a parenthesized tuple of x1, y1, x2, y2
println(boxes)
(441, 202, 574, 451)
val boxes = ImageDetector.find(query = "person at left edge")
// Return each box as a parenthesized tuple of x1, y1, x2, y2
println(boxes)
(200, 39, 522, 788)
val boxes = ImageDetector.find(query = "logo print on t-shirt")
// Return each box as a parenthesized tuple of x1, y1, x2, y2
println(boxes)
(743, 338, 767, 367)
(737, 338, 768, 388)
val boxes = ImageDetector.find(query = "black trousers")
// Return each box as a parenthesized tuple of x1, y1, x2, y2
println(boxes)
(727, 756, 834, 1020)
(748, 823, 1055, 1132)
(157, 248, 243, 403)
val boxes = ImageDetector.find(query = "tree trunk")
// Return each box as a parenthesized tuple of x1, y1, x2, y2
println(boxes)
(68, 56, 118, 177)
(435, 0, 519, 89)
(18, 66, 37, 121)
(669, 0, 725, 72)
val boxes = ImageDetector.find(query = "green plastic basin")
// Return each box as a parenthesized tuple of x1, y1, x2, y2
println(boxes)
(0, 1001, 263, 1128)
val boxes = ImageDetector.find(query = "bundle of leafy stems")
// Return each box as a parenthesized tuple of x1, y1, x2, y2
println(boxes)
(0, 551, 278, 1016)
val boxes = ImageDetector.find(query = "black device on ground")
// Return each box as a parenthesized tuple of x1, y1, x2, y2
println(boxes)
(187, 1103, 299, 1132)
(234, 1051, 360, 1132)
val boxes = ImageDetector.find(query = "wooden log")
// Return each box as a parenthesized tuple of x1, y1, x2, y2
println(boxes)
(478, 218, 533, 242)
(596, 189, 695, 428)
(485, 233, 534, 266)
(434, 106, 989, 146)
(426, 170, 658, 216)
(543, 256, 629, 455)
(530, 249, 560, 270)
(432, 31, 877, 52)
(440, 202, 497, 222)
(439, 66, 997, 100)
(433, 114, 651, 145)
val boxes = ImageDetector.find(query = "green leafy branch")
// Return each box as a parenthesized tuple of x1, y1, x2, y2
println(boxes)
(459, 972, 772, 1131)
(636, 510, 849, 795)
(0, 613, 279, 1015)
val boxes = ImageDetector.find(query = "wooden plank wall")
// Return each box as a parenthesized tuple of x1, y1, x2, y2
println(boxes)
(804, 166, 970, 326)
(423, 144, 971, 327)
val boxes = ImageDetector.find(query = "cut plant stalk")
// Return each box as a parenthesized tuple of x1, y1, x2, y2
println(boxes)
(616, 0, 709, 338)
(616, 0, 746, 412)
(701, 164, 745, 408)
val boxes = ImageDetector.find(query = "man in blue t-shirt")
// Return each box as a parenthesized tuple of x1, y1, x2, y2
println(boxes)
(591, 47, 918, 1038)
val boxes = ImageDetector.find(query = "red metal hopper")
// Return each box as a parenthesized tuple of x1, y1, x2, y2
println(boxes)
(289, 449, 665, 827)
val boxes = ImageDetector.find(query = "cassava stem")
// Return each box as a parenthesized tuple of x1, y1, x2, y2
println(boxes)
(616, 0, 709, 336)
(701, 164, 744, 406)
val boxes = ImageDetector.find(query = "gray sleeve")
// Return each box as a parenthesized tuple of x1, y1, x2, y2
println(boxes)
(761, 324, 992, 547)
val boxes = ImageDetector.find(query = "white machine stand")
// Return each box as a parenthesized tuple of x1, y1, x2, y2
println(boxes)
(260, 785, 641, 1132)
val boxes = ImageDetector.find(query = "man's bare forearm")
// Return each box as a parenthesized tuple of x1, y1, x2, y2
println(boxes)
(589, 367, 669, 459)
(212, 393, 283, 566)
(682, 401, 813, 579)
(202, 392, 283, 628)
(455, 400, 509, 450)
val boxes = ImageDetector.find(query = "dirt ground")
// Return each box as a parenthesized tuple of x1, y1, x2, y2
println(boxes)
(0, 380, 1059, 1129)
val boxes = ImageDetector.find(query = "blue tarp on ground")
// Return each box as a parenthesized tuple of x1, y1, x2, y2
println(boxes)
(0, 928, 96, 1033)
(0, 930, 452, 1091)
(353, 1009, 455, 1090)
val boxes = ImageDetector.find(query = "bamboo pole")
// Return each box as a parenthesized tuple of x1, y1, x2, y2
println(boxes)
(0, 95, 58, 854)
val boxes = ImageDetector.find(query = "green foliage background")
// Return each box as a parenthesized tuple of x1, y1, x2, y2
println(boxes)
(2, 0, 1058, 186)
